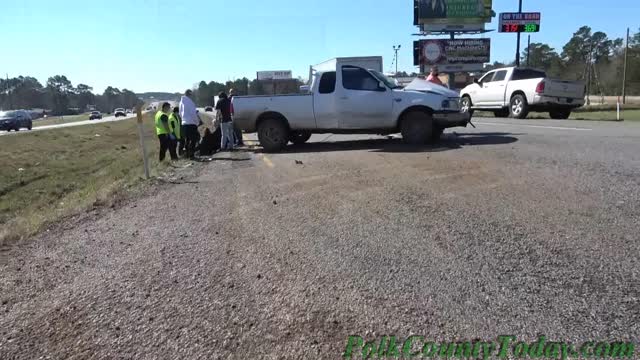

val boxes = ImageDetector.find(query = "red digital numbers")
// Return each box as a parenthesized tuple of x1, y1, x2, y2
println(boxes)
(502, 24, 519, 32)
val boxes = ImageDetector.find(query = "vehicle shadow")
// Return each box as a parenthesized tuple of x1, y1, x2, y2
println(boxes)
(277, 132, 519, 154)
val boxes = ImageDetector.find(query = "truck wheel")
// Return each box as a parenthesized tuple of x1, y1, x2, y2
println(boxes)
(494, 109, 510, 118)
(400, 110, 433, 145)
(509, 94, 529, 119)
(549, 110, 571, 119)
(258, 118, 289, 152)
(431, 126, 444, 142)
(289, 131, 312, 145)
(461, 96, 474, 116)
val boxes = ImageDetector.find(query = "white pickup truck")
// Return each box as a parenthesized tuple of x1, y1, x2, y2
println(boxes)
(232, 64, 471, 152)
(460, 67, 585, 119)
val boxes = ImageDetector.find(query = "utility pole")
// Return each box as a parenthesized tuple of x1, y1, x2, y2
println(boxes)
(586, 45, 593, 106)
(526, 35, 531, 67)
(622, 27, 629, 105)
(393, 45, 401, 75)
(6, 73, 13, 110)
(515, 0, 523, 66)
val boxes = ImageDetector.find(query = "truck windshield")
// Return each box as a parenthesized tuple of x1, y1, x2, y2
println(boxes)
(370, 70, 402, 89)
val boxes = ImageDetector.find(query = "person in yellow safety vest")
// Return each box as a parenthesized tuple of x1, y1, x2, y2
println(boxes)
(169, 106, 184, 157)
(155, 102, 178, 161)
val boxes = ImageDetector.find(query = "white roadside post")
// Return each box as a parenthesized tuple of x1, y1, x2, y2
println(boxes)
(136, 106, 150, 179)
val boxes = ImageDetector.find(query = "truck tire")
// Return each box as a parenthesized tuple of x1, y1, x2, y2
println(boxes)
(549, 110, 571, 119)
(431, 126, 444, 142)
(289, 131, 312, 145)
(494, 109, 510, 118)
(461, 96, 474, 116)
(400, 110, 433, 145)
(258, 118, 289, 152)
(509, 94, 529, 119)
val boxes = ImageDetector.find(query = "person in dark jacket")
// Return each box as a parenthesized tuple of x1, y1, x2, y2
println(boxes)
(229, 89, 244, 146)
(198, 127, 222, 156)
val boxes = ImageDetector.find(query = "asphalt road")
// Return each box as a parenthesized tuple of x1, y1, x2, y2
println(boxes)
(1, 118, 639, 358)
(0, 113, 141, 137)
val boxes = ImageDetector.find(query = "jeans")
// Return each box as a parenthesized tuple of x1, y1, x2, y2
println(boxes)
(183, 124, 199, 159)
(220, 122, 235, 150)
(233, 123, 243, 146)
(158, 134, 178, 161)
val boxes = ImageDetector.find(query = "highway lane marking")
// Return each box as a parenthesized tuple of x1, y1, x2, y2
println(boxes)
(474, 121, 593, 131)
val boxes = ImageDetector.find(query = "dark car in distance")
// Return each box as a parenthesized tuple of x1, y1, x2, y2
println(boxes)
(204, 106, 213, 112)
(0, 110, 33, 131)
(89, 111, 102, 120)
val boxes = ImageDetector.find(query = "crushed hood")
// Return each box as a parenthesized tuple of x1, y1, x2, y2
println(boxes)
(403, 78, 460, 98)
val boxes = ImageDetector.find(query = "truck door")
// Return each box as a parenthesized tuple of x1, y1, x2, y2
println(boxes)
(482, 70, 509, 106)
(473, 71, 496, 106)
(337, 66, 393, 129)
(313, 71, 339, 129)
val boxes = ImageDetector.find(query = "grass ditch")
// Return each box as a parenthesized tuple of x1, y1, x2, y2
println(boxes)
(0, 113, 168, 246)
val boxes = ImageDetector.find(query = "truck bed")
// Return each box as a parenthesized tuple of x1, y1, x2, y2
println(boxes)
(232, 94, 315, 132)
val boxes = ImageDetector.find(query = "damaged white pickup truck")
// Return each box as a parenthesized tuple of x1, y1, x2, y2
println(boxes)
(233, 62, 471, 152)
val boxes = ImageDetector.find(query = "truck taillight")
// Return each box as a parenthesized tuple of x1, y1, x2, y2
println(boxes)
(535, 81, 545, 94)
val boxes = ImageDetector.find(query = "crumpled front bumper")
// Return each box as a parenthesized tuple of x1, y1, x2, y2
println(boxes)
(433, 111, 472, 128)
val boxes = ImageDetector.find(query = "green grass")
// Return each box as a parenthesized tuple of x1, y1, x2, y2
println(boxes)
(33, 113, 109, 127)
(571, 110, 640, 121)
(0, 113, 166, 246)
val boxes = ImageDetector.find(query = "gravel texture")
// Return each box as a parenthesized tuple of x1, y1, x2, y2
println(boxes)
(1, 118, 639, 359)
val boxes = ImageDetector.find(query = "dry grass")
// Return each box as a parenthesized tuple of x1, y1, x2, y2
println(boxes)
(0, 113, 167, 246)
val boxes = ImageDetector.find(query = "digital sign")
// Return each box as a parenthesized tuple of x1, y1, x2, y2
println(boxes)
(498, 12, 541, 33)
(501, 24, 540, 33)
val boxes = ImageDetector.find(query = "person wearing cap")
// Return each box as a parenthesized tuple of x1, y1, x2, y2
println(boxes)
(179, 89, 201, 159)
(426, 66, 444, 86)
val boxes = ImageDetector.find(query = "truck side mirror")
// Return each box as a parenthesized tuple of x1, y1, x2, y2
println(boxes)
(378, 81, 386, 91)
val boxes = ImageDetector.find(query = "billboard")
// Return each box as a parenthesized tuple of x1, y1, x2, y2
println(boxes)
(256, 70, 292, 81)
(414, 0, 493, 28)
(413, 39, 490, 71)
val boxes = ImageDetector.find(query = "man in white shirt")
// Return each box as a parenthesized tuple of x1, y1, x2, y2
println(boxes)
(179, 89, 201, 159)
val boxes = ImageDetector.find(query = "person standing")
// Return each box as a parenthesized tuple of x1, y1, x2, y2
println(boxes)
(168, 106, 184, 157)
(426, 66, 445, 86)
(155, 102, 178, 161)
(216, 92, 234, 151)
(179, 89, 201, 159)
(229, 89, 244, 147)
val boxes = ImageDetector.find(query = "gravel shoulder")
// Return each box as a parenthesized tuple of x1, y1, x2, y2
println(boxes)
(1, 124, 639, 359)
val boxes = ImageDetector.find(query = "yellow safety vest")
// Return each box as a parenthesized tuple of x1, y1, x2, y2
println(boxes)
(168, 113, 182, 139)
(155, 111, 169, 136)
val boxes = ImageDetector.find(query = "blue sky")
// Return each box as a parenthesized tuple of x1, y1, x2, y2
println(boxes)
(1, 0, 637, 93)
